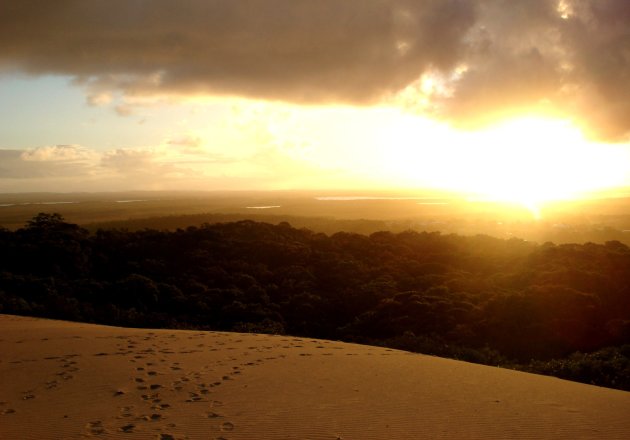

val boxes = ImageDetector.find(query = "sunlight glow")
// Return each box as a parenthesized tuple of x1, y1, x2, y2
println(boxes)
(557, 0, 573, 20)
(379, 115, 630, 218)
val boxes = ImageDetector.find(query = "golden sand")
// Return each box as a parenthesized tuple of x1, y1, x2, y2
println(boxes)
(1, 314, 629, 439)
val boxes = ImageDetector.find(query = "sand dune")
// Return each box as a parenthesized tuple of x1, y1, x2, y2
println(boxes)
(1, 315, 629, 440)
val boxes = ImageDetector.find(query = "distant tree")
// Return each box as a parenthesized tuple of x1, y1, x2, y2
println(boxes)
(18, 213, 90, 275)
(26, 212, 67, 230)
(24, 212, 88, 239)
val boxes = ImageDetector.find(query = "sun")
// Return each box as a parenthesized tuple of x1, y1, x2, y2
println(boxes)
(461, 118, 629, 209)
(379, 115, 630, 218)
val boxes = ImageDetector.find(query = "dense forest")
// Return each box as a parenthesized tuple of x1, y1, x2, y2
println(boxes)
(1, 213, 629, 390)
(85, 211, 630, 246)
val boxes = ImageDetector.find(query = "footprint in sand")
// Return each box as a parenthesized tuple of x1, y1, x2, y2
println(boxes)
(118, 406, 134, 418)
(86, 420, 105, 435)
(138, 413, 164, 422)
(185, 393, 206, 403)
(220, 421, 235, 431)
(141, 393, 160, 401)
(119, 423, 135, 433)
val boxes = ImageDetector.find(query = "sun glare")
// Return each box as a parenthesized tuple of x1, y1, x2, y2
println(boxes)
(463, 118, 629, 206)
(380, 115, 630, 218)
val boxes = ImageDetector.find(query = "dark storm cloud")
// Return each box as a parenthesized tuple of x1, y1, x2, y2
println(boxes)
(0, 0, 475, 103)
(1, 0, 629, 140)
(437, 0, 630, 140)
(558, 0, 630, 140)
(434, 0, 564, 123)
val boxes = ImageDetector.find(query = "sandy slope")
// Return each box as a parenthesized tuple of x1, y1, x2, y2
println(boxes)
(1, 315, 629, 440)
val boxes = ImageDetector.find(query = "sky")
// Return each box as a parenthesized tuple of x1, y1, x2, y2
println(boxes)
(1, 0, 630, 204)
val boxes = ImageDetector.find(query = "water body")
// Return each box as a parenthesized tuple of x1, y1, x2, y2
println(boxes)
(0, 201, 78, 207)
(115, 200, 149, 203)
(315, 196, 442, 201)
(246, 206, 281, 209)
(315, 196, 449, 205)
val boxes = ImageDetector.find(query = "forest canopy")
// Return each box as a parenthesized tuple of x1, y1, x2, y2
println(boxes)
(1, 214, 629, 390)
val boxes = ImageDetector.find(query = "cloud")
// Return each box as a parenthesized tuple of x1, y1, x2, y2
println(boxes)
(0, 1, 475, 100)
(100, 148, 167, 174)
(100, 145, 237, 177)
(0, 146, 176, 191)
(1, 1, 630, 140)
(0, 147, 95, 178)
(86, 92, 113, 107)
(166, 134, 204, 154)
(0, 134, 369, 191)
(20, 145, 96, 162)
(114, 104, 133, 117)
(427, 0, 630, 140)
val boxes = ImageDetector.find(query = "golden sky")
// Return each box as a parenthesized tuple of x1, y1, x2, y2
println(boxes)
(1, 0, 630, 205)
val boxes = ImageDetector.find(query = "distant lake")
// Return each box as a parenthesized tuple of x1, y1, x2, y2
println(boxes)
(315, 196, 448, 201)
(0, 201, 78, 207)
(315, 196, 449, 205)
(246, 206, 281, 209)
